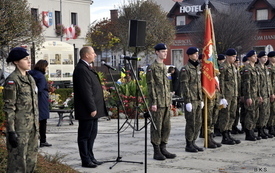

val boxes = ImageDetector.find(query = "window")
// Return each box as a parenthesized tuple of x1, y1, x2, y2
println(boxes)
(172, 49, 183, 69)
(71, 13, 77, 25)
(176, 16, 186, 26)
(31, 8, 38, 21)
(257, 9, 268, 20)
(55, 11, 61, 26)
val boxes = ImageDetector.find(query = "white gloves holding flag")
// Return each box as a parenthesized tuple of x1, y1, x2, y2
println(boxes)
(219, 98, 228, 108)
(201, 101, 204, 109)
(185, 103, 192, 112)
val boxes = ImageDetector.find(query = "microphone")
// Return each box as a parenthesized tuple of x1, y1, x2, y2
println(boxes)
(101, 61, 116, 71)
(121, 55, 141, 61)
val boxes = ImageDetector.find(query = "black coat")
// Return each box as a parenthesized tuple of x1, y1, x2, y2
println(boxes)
(73, 60, 108, 120)
(28, 70, 49, 121)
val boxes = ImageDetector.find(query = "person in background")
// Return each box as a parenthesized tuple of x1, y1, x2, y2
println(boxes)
(73, 46, 108, 168)
(3, 47, 39, 173)
(29, 60, 52, 147)
(146, 43, 176, 160)
(267, 51, 275, 136)
(217, 54, 226, 66)
(179, 47, 204, 152)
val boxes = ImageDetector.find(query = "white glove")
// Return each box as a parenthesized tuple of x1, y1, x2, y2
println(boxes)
(219, 98, 228, 108)
(185, 103, 192, 112)
(201, 101, 204, 109)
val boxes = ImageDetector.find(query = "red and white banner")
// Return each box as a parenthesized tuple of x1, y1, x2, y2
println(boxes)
(65, 25, 76, 41)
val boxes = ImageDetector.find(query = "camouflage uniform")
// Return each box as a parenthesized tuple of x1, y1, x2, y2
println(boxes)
(242, 64, 260, 131)
(218, 62, 238, 132)
(267, 63, 275, 132)
(146, 60, 171, 145)
(3, 68, 39, 173)
(179, 61, 202, 142)
(256, 64, 271, 128)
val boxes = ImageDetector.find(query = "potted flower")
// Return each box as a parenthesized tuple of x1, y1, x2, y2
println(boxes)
(74, 25, 81, 39)
(55, 24, 65, 37)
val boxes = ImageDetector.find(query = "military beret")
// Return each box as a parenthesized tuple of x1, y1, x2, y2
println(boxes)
(246, 50, 256, 57)
(7, 47, 29, 63)
(154, 43, 167, 50)
(225, 48, 237, 56)
(242, 56, 248, 62)
(268, 51, 275, 57)
(257, 51, 267, 58)
(217, 54, 226, 60)
(186, 47, 199, 55)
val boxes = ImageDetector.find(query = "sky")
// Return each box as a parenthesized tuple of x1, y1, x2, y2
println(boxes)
(90, 0, 129, 23)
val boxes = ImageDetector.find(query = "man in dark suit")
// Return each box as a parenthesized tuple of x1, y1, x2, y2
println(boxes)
(73, 46, 108, 168)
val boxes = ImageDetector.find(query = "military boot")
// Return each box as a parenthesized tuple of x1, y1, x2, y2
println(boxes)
(227, 130, 241, 144)
(207, 133, 217, 149)
(210, 133, 222, 147)
(160, 142, 176, 159)
(268, 126, 275, 136)
(221, 131, 235, 145)
(257, 127, 267, 139)
(262, 127, 273, 138)
(214, 127, 222, 137)
(231, 126, 239, 134)
(152, 144, 166, 160)
(185, 140, 198, 153)
(245, 129, 256, 141)
(192, 141, 204, 151)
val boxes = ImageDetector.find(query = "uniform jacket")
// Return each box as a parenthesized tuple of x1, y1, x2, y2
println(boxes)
(267, 63, 275, 96)
(28, 69, 49, 121)
(146, 60, 171, 107)
(256, 64, 271, 98)
(179, 61, 202, 103)
(241, 64, 261, 100)
(3, 68, 39, 132)
(73, 60, 108, 120)
(219, 62, 238, 98)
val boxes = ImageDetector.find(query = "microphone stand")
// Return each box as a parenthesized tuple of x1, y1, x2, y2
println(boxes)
(104, 66, 143, 169)
(125, 58, 157, 173)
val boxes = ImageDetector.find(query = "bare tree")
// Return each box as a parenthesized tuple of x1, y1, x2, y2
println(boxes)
(0, 0, 43, 49)
(189, 6, 258, 55)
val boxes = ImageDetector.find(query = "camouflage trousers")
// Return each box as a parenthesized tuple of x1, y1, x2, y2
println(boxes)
(267, 101, 275, 127)
(150, 107, 171, 145)
(6, 129, 39, 173)
(244, 98, 260, 130)
(185, 100, 202, 141)
(206, 97, 220, 134)
(219, 96, 238, 132)
(257, 97, 270, 127)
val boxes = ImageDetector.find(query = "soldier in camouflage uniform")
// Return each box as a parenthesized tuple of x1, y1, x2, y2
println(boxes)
(3, 47, 39, 173)
(146, 43, 176, 160)
(218, 48, 241, 145)
(267, 51, 275, 136)
(179, 47, 204, 152)
(242, 50, 262, 141)
(256, 51, 273, 139)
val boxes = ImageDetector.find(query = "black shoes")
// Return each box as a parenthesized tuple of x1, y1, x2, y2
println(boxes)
(40, 142, 52, 147)
(82, 162, 97, 168)
(91, 159, 103, 165)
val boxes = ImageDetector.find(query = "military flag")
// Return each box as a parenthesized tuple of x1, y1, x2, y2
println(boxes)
(201, 8, 219, 100)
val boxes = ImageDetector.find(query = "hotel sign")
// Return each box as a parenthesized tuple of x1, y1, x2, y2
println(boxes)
(180, 5, 203, 13)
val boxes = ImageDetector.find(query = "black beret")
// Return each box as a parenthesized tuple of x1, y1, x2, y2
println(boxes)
(154, 43, 167, 50)
(268, 51, 275, 57)
(257, 51, 267, 58)
(217, 54, 226, 60)
(7, 47, 29, 63)
(186, 47, 199, 55)
(246, 50, 256, 57)
(242, 56, 248, 62)
(225, 48, 237, 56)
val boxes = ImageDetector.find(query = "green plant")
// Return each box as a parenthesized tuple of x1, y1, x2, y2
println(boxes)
(54, 88, 73, 104)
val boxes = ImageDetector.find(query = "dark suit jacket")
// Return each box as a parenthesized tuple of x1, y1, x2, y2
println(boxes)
(73, 60, 108, 120)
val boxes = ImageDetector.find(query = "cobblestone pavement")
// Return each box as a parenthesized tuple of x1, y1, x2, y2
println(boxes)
(40, 113, 275, 173)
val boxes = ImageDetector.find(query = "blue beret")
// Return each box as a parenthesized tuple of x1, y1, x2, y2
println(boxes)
(257, 51, 267, 58)
(186, 47, 199, 55)
(246, 50, 256, 57)
(154, 43, 167, 50)
(7, 47, 29, 63)
(225, 48, 237, 56)
(268, 51, 275, 57)
(218, 54, 226, 60)
(242, 56, 248, 62)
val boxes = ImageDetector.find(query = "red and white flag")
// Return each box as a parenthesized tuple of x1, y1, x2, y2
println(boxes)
(65, 25, 76, 41)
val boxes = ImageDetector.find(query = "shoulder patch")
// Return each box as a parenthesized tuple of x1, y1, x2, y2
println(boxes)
(244, 69, 249, 73)
(8, 81, 15, 85)
(219, 66, 224, 70)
